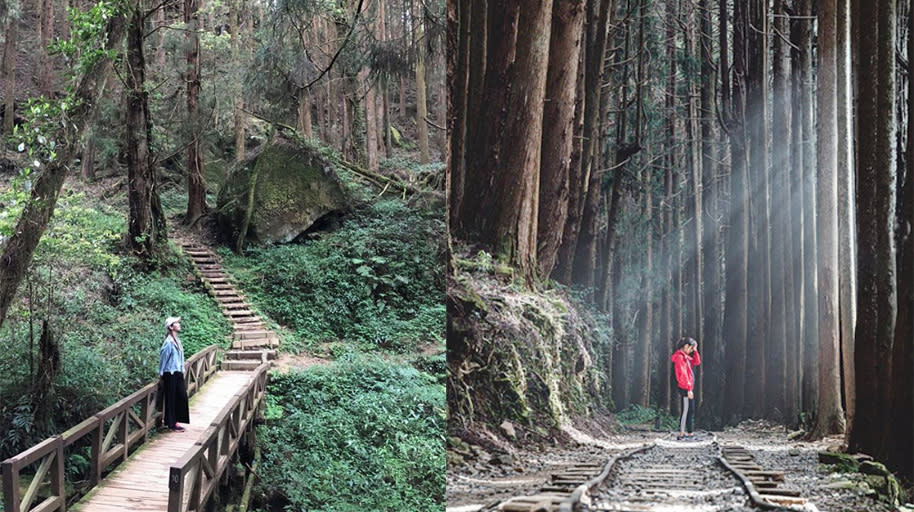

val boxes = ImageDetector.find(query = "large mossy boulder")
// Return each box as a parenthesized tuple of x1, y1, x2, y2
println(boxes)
(217, 135, 349, 245)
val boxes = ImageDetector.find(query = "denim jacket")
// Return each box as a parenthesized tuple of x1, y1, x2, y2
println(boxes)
(159, 334, 185, 375)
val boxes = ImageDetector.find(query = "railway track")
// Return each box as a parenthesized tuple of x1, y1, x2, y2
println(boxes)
(487, 433, 807, 512)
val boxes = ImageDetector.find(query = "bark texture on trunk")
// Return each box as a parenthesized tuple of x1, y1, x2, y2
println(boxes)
(536, 0, 584, 277)
(184, 0, 206, 225)
(811, 0, 847, 439)
(0, 13, 127, 328)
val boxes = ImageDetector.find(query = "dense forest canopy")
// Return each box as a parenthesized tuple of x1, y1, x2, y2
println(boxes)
(0, 0, 445, 509)
(448, 0, 913, 487)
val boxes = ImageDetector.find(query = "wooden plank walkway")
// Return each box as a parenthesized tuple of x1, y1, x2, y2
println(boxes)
(70, 371, 253, 512)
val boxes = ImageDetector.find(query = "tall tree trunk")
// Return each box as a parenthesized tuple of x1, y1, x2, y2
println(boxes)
(848, 0, 897, 459)
(745, 0, 770, 419)
(889, 40, 913, 479)
(155, 2, 166, 69)
(788, 4, 806, 419)
(449, 0, 470, 231)
(126, 1, 167, 259)
(298, 88, 314, 140)
(456, 0, 553, 281)
(184, 0, 206, 225)
(698, 0, 721, 424)
(836, 0, 856, 433)
(660, 0, 677, 415)
(810, 0, 846, 439)
(365, 82, 379, 170)
(683, 0, 702, 366)
(536, 0, 584, 278)
(39, 0, 54, 96)
(768, 0, 791, 422)
(633, 162, 652, 407)
(2, 4, 17, 136)
(723, 0, 749, 424)
(415, 0, 431, 164)
(232, 0, 246, 161)
(556, 0, 611, 287)
(0, 13, 126, 329)
(799, 0, 819, 415)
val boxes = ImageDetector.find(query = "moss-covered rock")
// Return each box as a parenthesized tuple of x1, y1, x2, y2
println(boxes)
(217, 134, 349, 245)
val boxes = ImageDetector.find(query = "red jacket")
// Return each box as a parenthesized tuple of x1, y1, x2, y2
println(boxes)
(671, 349, 701, 391)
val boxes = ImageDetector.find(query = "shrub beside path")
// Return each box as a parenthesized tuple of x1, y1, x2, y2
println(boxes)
(180, 242, 279, 370)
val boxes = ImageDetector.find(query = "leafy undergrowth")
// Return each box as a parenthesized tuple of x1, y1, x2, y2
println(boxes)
(252, 357, 445, 512)
(221, 198, 445, 355)
(616, 404, 679, 431)
(0, 188, 231, 460)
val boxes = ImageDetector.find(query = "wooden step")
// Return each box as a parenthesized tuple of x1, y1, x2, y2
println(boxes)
(231, 338, 279, 350)
(225, 349, 277, 361)
(234, 330, 272, 340)
(213, 289, 237, 296)
(222, 302, 251, 311)
(222, 359, 265, 371)
(226, 310, 255, 317)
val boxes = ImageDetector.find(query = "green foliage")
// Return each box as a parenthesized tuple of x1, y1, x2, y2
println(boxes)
(222, 198, 444, 352)
(35, 191, 123, 269)
(52, 0, 126, 74)
(256, 358, 444, 512)
(0, 192, 228, 460)
(617, 404, 678, 431)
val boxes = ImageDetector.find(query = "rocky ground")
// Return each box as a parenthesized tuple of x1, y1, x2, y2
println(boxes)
(447, 419, 912, 512)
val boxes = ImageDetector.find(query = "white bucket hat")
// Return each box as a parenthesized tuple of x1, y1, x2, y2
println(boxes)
(164, 316, 182, 329)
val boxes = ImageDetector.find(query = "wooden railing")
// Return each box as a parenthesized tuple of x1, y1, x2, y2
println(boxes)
(1, 344, 221, 512)
(168, 363, 269, 512)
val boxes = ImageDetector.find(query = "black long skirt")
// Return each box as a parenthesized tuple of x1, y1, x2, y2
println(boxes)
(162, 371, 190, 427)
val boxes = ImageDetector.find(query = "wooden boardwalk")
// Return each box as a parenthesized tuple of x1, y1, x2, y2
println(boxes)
(69, 371, 253, 512)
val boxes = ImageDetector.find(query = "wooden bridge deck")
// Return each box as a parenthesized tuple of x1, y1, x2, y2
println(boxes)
(69, 371, 253, 512)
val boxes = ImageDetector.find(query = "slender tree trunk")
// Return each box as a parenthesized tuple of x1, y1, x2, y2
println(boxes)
(660, 0, 677, 415)
(39, 0, 54, 96)
(2, 4, 17, 136)
(81, 128, 96, 180)
(683, 0, 702, 365)
(723, 0, 749, 424)
(745, 0, 770, 419)
(848, 0, 897, 459)
(789, 5, 806, 418)
(698, 0, 721, 424)
(557, 0, 611, 287)
(184, 0, 206, 225)
(836, 0, 856, 433)
(415, 0, 431, 164)
(365, 82, 379, 170)
(537, 0, 585, 277)
(449, 0, 470, 230)
(810, 0, 846, 439)
(299, 88, 314, 140)
(231, 0, 246, 161)
(155, 2, 166, 69)
(768, 0, 791, 422)
(799, 0, 819, 415)
(0, 13, 126, 329)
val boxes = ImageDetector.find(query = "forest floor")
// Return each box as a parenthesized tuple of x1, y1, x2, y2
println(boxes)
(446, 418, 911, 512)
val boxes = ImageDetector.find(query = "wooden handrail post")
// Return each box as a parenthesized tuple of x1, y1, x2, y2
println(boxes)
(168, 466, 184, 512)
(2, 459, 21, 512)
(53, 439, 66, 512)
(92, 414, 104, 485)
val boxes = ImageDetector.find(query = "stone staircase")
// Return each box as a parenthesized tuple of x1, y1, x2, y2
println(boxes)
(181, 243, 278, 371)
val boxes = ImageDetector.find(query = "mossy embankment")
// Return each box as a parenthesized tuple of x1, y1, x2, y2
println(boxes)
(447, 250, 616, 444)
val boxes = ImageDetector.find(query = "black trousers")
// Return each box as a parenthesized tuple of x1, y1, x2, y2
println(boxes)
(162, 371, 190, 427)
(678, 388, 694, 433)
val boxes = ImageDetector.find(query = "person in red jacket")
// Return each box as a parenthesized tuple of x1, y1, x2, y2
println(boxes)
(671, 337, 701, 440)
